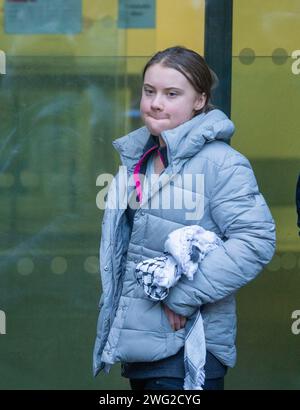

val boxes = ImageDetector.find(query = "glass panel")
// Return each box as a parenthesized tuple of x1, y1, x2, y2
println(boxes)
(229, 0, 300, 389)
(0, 0, 128, 389)
(0, 0, 205, 389)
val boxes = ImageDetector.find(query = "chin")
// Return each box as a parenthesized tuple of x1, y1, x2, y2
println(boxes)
(144, 123, 163, 136)
(148, 128, 165, 137)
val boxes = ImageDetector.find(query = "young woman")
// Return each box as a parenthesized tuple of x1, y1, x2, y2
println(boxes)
(93, 46, 276, 390)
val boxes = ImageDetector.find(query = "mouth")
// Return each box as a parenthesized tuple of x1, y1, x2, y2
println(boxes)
(148, 114, 169, 120)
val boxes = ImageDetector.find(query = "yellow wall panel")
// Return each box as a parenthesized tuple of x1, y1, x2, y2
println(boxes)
(124, 0, 205, 72)
(231, 58, 300, 159)
(156, 0, 204, 55)
(0, 0, 122, 57)
(233, 0, 300, 55)
(125, 29, 156, 56)
(0, 0, 204, 58)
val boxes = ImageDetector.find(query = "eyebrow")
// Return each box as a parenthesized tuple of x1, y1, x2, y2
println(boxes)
(143, 83, 183, 91)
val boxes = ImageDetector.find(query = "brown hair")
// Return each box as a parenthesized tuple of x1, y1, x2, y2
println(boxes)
(142, 46, 217, 114)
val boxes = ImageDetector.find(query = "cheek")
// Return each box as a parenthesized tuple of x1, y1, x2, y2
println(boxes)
(140, 97, 149, 114)
(170, 105, 194, 123)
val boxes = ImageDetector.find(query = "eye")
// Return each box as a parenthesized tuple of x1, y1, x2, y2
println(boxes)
(167, 91, 178, 97)
(144, 88, 154, 96)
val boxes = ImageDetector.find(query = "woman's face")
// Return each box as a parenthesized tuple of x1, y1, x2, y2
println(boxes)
(140, 63, 206, 137)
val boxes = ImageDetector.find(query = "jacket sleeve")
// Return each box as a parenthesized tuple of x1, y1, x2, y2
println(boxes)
(164, 152, 276, 317)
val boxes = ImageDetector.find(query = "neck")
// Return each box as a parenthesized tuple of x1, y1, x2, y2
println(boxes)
(158, 135, 166, 147)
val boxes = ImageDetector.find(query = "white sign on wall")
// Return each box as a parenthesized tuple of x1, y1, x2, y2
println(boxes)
(118, 0, 156, 29)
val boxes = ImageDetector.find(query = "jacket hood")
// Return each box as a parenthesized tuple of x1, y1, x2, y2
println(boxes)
(112, 109, 235, 173)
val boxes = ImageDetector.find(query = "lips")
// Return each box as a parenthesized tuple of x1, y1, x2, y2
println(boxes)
(148, 114, 169, 120)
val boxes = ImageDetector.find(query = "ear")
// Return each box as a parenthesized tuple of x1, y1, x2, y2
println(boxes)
(194, 93, 207, 111)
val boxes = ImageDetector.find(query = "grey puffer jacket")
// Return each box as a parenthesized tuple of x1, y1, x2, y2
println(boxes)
(93, 109, 276, 376)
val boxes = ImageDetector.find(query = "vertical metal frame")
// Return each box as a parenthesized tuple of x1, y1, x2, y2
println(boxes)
(204, 0, 233, 117)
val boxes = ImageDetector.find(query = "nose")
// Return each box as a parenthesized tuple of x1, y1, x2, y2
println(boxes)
(151, 93, 164, 111)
